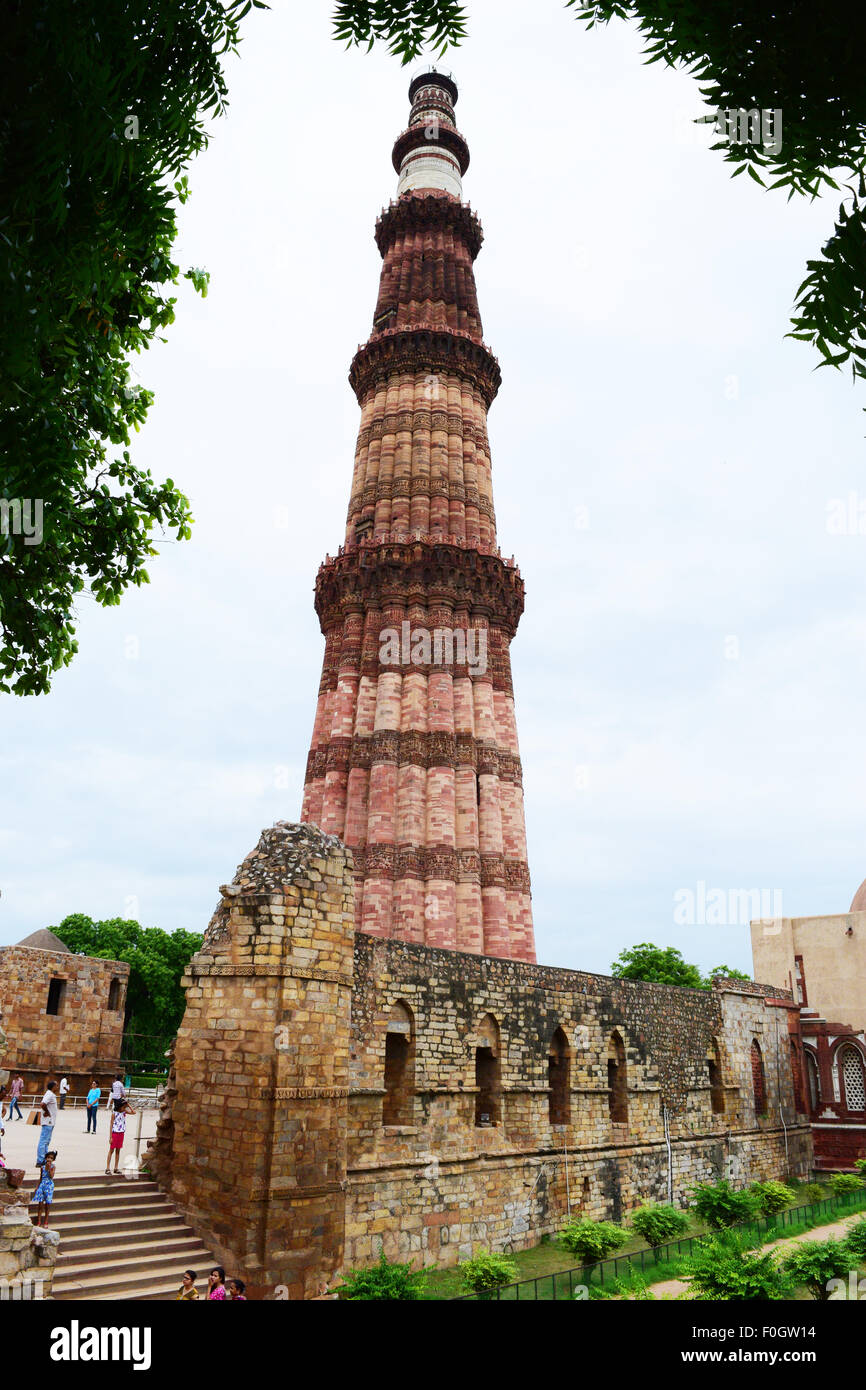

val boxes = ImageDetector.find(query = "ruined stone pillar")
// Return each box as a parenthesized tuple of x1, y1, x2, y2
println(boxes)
(147, 823, 354, 1299)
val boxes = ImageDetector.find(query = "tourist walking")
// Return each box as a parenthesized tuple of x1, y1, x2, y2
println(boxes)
(110, 1075, 126, 1111)
(36, 1081, 58, 1165)
(59, 1077, 69, 1110)
(104, 1099, 135, 1175)
(85, 1079, 101, 1134)
(8, 1074, 24, 1122)
(0, 1082, 6, 1124)
(32, 1151, 56, 1227)
(176, 1269, 199, 1301)
(207, 1267, 227, 1300)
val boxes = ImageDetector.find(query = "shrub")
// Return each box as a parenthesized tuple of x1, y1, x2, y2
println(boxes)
(781, 1238, 852, 1301)
(689, 1180, 757, 1229)
(630, 1204, 690, 1247)
(843, 1218, 866, 1260)
(336, 1249, 425, 1300)
(750, 1181, 796, 1217)
(559, 1218, 629, 1262)
(687, 1233, 790, 1301)
(796, 1182, 827, 1204)
(855, 1158, 866, 1179)
(830, 1173, 864, 1198)
(458, 1251, 518, 1295)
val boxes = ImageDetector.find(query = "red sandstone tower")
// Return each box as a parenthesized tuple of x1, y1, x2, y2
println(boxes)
(301, 73, 535, 963)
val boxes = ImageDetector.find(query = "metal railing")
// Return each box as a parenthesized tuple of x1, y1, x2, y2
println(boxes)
(451, 1189, 866, 1300)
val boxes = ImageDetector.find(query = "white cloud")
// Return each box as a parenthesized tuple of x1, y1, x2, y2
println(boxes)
(3, 2, 865, 982)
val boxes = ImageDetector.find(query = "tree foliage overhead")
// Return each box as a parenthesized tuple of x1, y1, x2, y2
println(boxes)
(0, 1, 263, 695)
(333, 0, 467, 63)
(51, 912, 202, 1039)
(610, 941, 751, 990)
(333, 1, 866, 400)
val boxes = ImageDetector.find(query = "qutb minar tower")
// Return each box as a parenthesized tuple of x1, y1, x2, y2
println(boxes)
(302, 73, 535, 963)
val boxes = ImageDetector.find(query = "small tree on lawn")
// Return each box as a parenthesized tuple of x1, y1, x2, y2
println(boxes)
(336, 1248, 426, 1300)
(781, 1239, 853, 1301)
(750, 1181, 796, 1218)
(459, 1251, 518, 1296)
(559, 1218, 629, 1262)
(843, 1218, 866, 1261)
(830, 1173, 863, 1199)
(687, 1233, 791, 1301)
(630, 1205, 690, 1247)
(690, 1180, 757, 1229)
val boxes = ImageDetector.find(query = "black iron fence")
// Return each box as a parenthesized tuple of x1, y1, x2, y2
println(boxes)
(451, 1189, 866, 1300)
(117, 1032, 174, 1075)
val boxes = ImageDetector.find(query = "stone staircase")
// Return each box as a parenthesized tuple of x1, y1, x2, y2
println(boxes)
(48, 1175, 217, 1300)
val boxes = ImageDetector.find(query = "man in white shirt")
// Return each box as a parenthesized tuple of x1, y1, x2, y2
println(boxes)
(59, 1076, 69, 1109)
(37, 1080, 58, 1164)
(110, 1075, 126, 1112)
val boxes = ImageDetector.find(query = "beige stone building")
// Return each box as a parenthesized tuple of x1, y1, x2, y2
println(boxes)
(751, 898, 866, 1035)
(0, 929, 129, 1092)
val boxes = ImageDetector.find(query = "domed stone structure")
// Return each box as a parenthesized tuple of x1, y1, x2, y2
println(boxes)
(850, 880, 866, 912)
(16, 928, 71, 953)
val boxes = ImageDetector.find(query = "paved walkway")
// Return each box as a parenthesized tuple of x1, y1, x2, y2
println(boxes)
(648, 1212, 866, 1299)
(0, 1105, 158, 1181)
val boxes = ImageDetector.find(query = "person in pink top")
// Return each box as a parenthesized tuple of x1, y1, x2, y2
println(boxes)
(207, 1267, 227, 1300)
(8, 1075, 24, 1122)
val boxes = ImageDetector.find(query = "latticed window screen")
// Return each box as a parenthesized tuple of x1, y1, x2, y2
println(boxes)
(841, 1047, 866, 1112)
(805, 1050, 820, 1112)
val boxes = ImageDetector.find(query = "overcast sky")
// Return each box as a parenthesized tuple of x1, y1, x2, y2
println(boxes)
(4, 1, 866, 978)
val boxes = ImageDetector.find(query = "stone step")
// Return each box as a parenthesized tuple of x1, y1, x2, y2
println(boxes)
(97, 1278, 210, 1302)
(48, 1189, 166, 1212)
(53, 1246, 215, 1298)
(57, 1217, 188, 1247)
(49, 1177, 160, 1195)
(57, 1233, 209, 1269)
(31, 1171, 220, 1299)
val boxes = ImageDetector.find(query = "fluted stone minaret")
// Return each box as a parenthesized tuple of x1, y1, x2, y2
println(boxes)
(301, 73, 535, 963)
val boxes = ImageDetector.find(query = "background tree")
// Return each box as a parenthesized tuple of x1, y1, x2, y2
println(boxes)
(0, 1, 264, 695)
(334, 1, 866, 404)
(706, 964, 752, 984)
(51, 912, 202, 1040)
(610, 942, 704, 989)
(611, 943, 751, 989)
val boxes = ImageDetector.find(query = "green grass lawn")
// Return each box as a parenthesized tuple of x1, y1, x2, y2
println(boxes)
(420, 1182, 866, 1301)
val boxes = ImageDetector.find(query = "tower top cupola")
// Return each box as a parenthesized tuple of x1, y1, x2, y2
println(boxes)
(392, 70, 469, 199)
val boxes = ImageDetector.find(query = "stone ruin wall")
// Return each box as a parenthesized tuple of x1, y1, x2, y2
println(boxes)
(0, 946, 129, 1092)
(147, 823, 354, 1300)
(148, 822, 812, 1297)
(345, 937, 811, 1268)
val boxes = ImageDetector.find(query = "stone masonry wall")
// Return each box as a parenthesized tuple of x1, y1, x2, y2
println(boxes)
(344, 937, 812, 1268)
(0, 1185, 59, 1299)
(0, 947, 129, 1092)
(147, 823, 354, 1301)
(150, 822, 812, 1295)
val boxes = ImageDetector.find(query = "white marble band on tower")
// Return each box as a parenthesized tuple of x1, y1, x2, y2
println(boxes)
(393, 72, 467, 199)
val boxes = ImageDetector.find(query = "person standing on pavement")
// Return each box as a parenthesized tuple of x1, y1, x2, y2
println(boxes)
(110, 1075, 126, 1112)
(59, 1077, 69, 1110)
(8, 1074, 24, 1122)
(36, 1080, 58, 1165)
(85, 1079, 101, 1134)
(105, 1099, 135, 1175)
